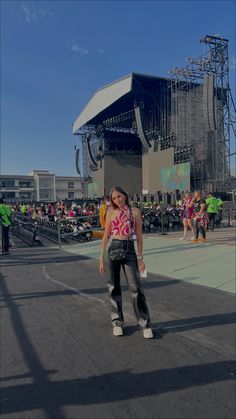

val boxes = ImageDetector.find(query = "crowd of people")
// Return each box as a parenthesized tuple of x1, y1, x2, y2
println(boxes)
(9, 201, 99, 222)
(0, 191, 225, 254)
(99, 191, 224, 244)
(179, 191, 224, 242)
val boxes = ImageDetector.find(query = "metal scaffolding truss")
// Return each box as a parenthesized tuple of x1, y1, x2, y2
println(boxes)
(103, 109, 135, 130)
(169, 34, 236, 191)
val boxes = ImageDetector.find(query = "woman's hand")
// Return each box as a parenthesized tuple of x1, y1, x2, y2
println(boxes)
(99, 258, 105, 274)
(138, 259, 145, 273)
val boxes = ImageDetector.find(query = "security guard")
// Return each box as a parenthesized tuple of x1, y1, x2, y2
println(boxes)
(0, 198, 12, 254)
(206, 192, 219, 231)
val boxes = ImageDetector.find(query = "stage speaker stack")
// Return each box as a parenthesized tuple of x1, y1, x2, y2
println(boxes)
(203, 74, 217, 132)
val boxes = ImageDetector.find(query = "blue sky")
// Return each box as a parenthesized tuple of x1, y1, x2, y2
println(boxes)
(1, 0, 235, 176)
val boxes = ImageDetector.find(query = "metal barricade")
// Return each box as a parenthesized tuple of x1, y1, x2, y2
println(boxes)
(222, 207, 235, 227)
(11, 214, 103, 248)
(11, 217, 39, 246)
(58, 214, 102, 248)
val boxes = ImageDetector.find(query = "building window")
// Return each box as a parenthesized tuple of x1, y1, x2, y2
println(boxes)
(0, 180, 16, 188)
(37, 176, 55, 201)
(19, 192, 33, 199)
(39, 176, 54, 189)
(68, 192, 74, 199)
(39, 190, 52, 200)
(19, 181, 33, 188)
(0, 192, 16, 199)
(68, 182, 74, 189)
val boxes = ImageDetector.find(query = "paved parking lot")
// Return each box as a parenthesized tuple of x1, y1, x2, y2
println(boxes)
(0, 228, 235, 419)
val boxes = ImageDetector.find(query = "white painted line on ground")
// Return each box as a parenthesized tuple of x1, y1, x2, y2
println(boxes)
(42, 266, 136, 323)
(42, 266, 105, 304)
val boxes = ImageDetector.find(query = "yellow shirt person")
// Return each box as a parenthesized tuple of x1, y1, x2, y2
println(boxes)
(99, 197, 110, 229)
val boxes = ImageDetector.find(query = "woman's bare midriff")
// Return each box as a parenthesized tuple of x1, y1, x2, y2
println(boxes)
(110, 235, 129, 240)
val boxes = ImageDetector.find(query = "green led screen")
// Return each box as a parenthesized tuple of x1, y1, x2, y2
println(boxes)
(160, 162, 190, 191)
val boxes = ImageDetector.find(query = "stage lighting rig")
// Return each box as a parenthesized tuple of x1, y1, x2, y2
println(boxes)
(174, 144, 192, 164)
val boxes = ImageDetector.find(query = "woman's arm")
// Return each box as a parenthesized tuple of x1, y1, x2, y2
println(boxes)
(134, 208, 143, 257)
(134, 208, 145, 272)
(187, 199, 194, 208)
(99, 208, 103, 228)
(199, 202, 206, 214)
(100, 210, 112, 259)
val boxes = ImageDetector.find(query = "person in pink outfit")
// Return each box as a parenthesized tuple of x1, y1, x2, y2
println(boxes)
(179, 192, 194, 241)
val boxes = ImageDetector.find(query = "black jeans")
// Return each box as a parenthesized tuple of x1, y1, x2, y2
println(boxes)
(105, 239, 151, 328)
(194, 220, 206, 239)
(208, 213, 216, 231)
(2, 225, 10, 253)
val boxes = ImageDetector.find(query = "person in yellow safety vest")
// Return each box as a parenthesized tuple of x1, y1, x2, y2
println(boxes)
(99, 196, 111, 229)
(206, 192, 219, 231)
(21, 203, 27, 215)
(0, 198, 12, 254)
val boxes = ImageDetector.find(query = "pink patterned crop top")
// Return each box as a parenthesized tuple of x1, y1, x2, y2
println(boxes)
(110, 205, 135, 237)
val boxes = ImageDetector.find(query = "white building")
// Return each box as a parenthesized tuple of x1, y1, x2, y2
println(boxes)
(55, 176, 85, 200)
(0, 170, 85, 201)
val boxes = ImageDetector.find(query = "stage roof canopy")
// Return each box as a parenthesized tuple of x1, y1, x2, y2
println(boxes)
(72, 73, 169, 134)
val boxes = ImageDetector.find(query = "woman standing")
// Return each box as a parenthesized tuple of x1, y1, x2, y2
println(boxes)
(192, 191, 208, 243)
(99, 186, 153, 339)
(179, 192, 194, 241)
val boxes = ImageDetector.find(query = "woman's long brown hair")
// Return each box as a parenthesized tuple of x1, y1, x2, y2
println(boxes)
(109, 186, 131, 210)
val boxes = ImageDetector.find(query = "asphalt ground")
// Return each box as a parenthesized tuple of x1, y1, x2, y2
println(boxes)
(0, 230, 235, 419)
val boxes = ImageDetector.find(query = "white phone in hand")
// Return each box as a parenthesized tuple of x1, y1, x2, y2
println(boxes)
(140, 269, 147, 278)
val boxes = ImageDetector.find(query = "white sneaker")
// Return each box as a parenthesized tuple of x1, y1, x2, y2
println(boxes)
(113, 326, 123, 337)
(143, 328, 154, 339)
(179, 237, 187, 241)
(191, 236, 195, 241)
